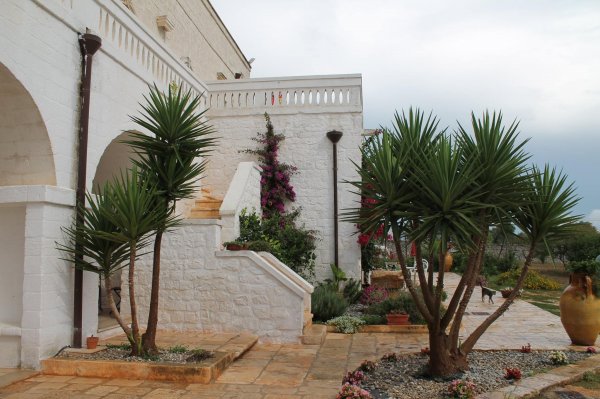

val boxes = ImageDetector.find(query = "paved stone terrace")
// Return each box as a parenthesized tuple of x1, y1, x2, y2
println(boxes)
(0, 273, 588, 398)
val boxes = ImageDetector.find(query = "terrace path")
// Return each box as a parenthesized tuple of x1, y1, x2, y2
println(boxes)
(0, 273, 582, 398)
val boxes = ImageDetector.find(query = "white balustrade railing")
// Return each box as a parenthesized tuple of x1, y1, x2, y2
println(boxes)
(204, 74, 362, 111)
(40, 0, 208, 99)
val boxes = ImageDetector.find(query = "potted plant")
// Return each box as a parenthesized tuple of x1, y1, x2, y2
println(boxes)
(500, 287, 513, 298)
(223, 241, 248, 251)
(386, 309, 410, 325)
(86, 335, 100, 349)
(560, 260, 600, 345)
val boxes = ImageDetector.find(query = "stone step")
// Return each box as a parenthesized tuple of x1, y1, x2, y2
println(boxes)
(303, 311, 313, 330)
(194, 198, 222, 207)
(301, 324, 327, 345)
(189, 209, 221, 219)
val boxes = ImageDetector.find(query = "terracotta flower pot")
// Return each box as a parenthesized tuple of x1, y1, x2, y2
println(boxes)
(225, 243, 245, 251)
(560, 273, 600, 346)
(86, 336, 99, 349)
(444, 252, 454, 272)
(386, 313, 410, 325)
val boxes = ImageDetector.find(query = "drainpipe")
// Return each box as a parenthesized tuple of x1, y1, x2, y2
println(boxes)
(326, 130, 343, 268)
(74, 31, 102, 348)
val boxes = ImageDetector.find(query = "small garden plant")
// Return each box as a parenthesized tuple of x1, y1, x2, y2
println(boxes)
(311, 285, 348, 322)
(549, 351, 569, 365)
(358, 359, 378, 372)
(447, 379, 477, 399)
(342, 370, 366, 385)
(336, 383, 372, 399)
(167, 344, 188, 354)
(327, 315, 365, 334)
(360, 285, 389, 306)
(504, 367, 522, 380)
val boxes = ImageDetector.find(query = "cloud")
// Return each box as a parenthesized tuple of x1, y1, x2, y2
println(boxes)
(212, 0, 600, 218)
(586, 210, 600, 231)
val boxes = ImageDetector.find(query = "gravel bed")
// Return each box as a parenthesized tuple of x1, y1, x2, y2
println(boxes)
(361, 350, 591, 399)
(58, 345, 214, 364)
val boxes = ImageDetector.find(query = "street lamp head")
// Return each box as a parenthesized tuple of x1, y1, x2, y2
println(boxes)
(326, 130, 343, 144)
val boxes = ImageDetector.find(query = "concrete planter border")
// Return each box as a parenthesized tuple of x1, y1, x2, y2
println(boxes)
(41, 351, 233, 384)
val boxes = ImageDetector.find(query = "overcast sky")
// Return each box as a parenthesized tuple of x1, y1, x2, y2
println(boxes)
(213, 0, 600, 227)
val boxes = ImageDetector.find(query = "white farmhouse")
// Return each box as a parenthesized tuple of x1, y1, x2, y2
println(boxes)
(0, 0, 363, 368)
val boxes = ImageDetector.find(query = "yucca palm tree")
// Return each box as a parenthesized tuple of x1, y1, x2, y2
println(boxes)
(125, 83, 217, 353)
(346, 108, 579, 376)
(58, 168, 166, 355)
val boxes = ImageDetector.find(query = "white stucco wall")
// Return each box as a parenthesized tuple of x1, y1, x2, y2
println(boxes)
(131, 0, 251, 81)
(219, 161, 262, 242)
(121, 220, 309, 342)
(0, 206, 25, 325)
(204, 76, 364, 281)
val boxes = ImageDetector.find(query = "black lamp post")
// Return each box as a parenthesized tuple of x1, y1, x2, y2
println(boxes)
(327, 130, 343, 267)
(74, 31, 102, 348)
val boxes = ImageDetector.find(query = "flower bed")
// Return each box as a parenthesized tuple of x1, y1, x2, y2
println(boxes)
(357, 350, 590, 399)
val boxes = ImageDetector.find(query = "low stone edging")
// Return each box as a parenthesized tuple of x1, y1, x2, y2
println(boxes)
(475, 353, 600, 398)
(41, 351, 233, 384)
(326, 324, 428, 333)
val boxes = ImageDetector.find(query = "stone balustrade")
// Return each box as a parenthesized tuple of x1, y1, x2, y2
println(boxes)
(204, 74, 362, 114)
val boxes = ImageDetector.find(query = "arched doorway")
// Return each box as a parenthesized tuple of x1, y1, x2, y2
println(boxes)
(92, 131, 139, 331)
(0, 63, 55, 367)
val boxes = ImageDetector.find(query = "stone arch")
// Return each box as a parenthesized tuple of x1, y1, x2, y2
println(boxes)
(92, 130, 140, 193)
(0, 63, 56, 186)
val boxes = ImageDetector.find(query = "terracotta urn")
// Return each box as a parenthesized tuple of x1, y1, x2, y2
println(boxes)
(444, 252, 454, 272)
(86, 335, 99, 349)
(560, 273, 600, 346)
(386, 312, 410, 325)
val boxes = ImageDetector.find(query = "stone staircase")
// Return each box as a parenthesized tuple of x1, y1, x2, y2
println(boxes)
(301, 311, 327, 345)
(189, 188, 222, 219)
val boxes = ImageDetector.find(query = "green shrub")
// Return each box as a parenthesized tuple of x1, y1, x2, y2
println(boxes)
(452, 252, 468, 274)
(343, 279, 362, 304)
(496, 267, 561, 290)
(482, 252, 519, 275)
(361, 314, 387, 325)
(238, 209, 317, 279)
(246, 239, 280, 253)
(453, 252, 519, 276)
(365, 293, 426, 325)
(327, 315, 365, 333)
(311, 285, 348, 322)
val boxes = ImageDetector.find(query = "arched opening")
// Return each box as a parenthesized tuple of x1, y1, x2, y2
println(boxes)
(0, 64, 56, 186)
(0, 62, 55, 367)
(92, 131, 140, 331)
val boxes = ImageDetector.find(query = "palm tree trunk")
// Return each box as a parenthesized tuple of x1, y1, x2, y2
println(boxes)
(461, 241, 536, 353)
(427, 329, 468, 377)
(142, 229, 163, 354)
(104, 274, 133, 345)
(128, 244, 141, 356)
